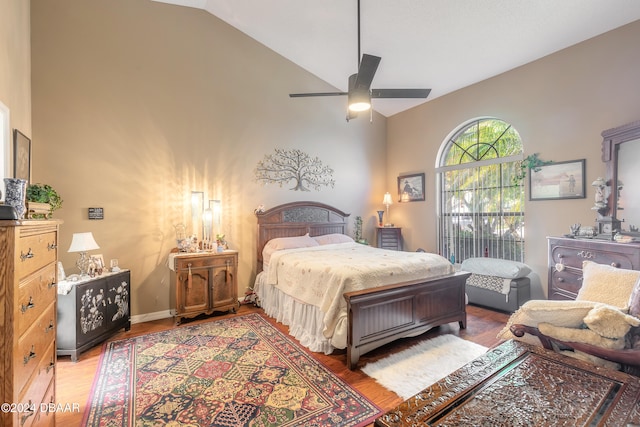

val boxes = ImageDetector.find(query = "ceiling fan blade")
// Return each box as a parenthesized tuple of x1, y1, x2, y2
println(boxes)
(289, 92, 348, 98)
(371, 88, 431, 99)
(353, 54, 381, 91)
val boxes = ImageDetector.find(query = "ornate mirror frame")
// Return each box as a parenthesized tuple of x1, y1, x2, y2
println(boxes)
(600, 119, 640, 237)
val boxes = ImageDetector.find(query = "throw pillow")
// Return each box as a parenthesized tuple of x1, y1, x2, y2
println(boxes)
(577, 261, 640, 309)
(262, 234, 319, 266)
(583, 303, 640, 339)
(461, 257, 531, 279)
(313, 233, 354, 245)
(497, 299, 597, 343)
(628, 275, 640, 318)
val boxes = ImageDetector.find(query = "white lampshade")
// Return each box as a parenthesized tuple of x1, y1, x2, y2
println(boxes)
(68, 232, 100, 253)
(383, 192, 393, 206)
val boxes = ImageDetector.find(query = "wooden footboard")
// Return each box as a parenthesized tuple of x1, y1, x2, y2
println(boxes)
(344, 271, 470, 370)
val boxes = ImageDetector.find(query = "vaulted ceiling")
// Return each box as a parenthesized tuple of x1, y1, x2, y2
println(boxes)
(153, 0, 640, 117)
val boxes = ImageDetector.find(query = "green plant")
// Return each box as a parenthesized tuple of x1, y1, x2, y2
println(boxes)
(513, 153, 552, 185)
(26, 183, 63, 213)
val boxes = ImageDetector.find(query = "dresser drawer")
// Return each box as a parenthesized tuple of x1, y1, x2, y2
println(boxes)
(17, 264, 57, 337)
(550, 243, 635, 270)
(32, 378, 55, 427)
(549, 268, 582, 300)
(16, 231, 58, 280)
(15, 302, 56, 395)
(174, 254, 236, 271)
(17, 339, 55, 427)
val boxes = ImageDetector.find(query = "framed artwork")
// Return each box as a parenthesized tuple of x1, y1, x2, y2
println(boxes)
(398, 173, 425, 202)
(13, 129, 31, 181)
(529, 159, 586, 200)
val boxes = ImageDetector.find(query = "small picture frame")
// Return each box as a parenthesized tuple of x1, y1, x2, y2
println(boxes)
(529, 159, 586, 201)
(398, 173, 425, 202)
(91, 254, 105, 271)
(13, 129, 31, 181)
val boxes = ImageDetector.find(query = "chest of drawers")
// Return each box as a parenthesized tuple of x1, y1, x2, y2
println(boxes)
(1, 220, 60, 427)
(376, 227, 403, 251)
(548, 236, 640, 300)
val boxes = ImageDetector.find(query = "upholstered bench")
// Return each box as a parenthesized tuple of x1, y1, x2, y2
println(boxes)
(461, 258, 531, 313)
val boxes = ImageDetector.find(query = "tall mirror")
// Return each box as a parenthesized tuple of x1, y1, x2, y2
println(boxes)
(600, 120, 640, 237)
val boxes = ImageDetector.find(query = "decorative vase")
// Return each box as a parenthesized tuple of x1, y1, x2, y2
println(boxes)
(4, 178, 28, 219)
(376, 210, 384, 227)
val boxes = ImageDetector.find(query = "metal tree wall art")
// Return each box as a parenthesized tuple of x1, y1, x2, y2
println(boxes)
(255, 148, 335, 191)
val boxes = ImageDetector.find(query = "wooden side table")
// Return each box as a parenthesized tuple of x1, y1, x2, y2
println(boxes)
(376, 227, 402, 250)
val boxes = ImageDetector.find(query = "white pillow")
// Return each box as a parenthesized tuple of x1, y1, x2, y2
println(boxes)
(262, 234, 319, 266)
(577, 261, 640, 309)
(497, 299, 597, 344)
(461, 257, 531, 279)
(313, 233, 354, 245)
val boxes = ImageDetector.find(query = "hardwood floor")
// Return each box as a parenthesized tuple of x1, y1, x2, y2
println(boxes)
(55, 303, 510, 425)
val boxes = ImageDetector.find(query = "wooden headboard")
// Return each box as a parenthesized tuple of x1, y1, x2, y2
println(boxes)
(255, 201, 350, 272)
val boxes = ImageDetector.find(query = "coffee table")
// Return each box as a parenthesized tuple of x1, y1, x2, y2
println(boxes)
(375, 340, 640, 426)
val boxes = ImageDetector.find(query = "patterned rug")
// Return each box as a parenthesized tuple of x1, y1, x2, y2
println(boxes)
(82, 313, 380, 426)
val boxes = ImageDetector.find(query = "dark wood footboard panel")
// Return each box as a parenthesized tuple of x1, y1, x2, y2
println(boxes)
(344, 271, 470, 370)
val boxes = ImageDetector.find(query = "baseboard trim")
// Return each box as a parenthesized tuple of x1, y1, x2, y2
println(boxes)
(130, 310, 173, 325)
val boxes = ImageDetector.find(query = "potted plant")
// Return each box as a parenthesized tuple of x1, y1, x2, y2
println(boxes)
(26, 183, 63, 218)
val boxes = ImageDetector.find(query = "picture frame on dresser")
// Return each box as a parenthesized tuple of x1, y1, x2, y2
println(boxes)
(529, 159, 586, 201)
(13, 129, 31, 181)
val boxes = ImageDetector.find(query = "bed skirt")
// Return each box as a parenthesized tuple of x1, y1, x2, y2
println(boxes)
(255, 273, 338, 355)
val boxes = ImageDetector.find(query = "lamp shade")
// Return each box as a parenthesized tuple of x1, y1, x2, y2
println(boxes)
(68, 232, 100, 253)
(383, 192, 393, 206)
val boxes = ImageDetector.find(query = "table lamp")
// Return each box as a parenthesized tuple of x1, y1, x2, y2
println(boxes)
(383, 192, 393, 226)
(68, 232, 100, 276)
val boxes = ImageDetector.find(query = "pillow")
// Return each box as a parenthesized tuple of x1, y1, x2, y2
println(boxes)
(262, 234, 319, 266)
(497, 299, 597, 343)
(583, 303, 640, 339)
(461, 257, 531, 279)
(628, 275, 640, 318)
(577, 261, 640, 309)
(313, 233, 354, 245)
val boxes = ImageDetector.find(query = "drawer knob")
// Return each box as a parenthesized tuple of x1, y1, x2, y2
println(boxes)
(611, 262, 620, 268)
(20, 401, 35, 425)
(23, 346, 36, 365)
(44, 320, 54, 334)
(21, 296, 35, 313)
(48, 242, 57, 251)
(46, 358, 55, 373)
(557, 277, 565, 282)
(20, 248, 34, 261)
(555, 263, 565, 272)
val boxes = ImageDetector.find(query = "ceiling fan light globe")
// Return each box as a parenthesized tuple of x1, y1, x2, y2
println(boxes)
(348, 101, 371, 112)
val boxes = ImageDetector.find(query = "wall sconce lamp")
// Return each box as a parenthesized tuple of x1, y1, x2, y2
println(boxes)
(68, 232, 100, 276)
(383, 192, 393, 227)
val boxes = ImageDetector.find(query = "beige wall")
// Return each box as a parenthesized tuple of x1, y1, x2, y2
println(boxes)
(387, 20, 640, 299)
(0, 0, 31, 180)
(30, 0, 387, 318)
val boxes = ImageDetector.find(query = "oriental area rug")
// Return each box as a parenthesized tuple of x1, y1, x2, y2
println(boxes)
(82, 313, 380, 427)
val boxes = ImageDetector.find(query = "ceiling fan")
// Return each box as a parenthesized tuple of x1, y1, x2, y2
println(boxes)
(289, 0, 431, 122)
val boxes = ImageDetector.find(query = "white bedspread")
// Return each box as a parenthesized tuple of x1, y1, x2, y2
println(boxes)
(262, 242, 454, 349)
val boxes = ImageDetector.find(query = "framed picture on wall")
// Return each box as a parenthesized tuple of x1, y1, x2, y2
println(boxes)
(529, 159, 586, 200)
(13, 129, 31, 181)
(397, 173, 425, 202)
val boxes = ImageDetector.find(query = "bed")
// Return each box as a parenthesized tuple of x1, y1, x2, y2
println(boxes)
(254, 201, 470, 369)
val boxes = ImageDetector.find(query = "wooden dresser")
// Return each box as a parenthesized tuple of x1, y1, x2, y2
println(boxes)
(168, 250, 239, 325)
(376, 227, 403, 251)
(548, 236, 640, 300)
(0, 220, 60, 427)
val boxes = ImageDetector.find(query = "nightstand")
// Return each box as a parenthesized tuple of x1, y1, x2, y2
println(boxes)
(168, 250, 239, 325)
(376, 227, 403, 251)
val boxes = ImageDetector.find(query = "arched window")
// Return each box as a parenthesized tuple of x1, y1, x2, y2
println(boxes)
(436, 118, 524, 262)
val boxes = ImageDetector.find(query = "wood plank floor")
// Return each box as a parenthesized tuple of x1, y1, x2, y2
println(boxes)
(56, 303, 509, 425)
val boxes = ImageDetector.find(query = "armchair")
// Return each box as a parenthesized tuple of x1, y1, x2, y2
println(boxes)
(499, 261, 640, 376)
